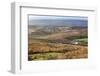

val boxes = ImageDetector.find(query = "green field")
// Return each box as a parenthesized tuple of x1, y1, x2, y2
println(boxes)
(75, 38, 87, 42)
(74, 38, 88, 46)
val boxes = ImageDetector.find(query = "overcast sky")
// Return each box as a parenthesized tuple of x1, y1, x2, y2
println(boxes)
(28, 15, 88, 26)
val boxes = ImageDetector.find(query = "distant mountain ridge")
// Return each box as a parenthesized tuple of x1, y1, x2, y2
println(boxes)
(29, 19, 88, 27)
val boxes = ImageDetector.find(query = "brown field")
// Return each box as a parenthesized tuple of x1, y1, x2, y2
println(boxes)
(28, 43, 88, 60)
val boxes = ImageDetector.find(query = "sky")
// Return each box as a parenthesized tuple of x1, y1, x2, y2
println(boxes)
(28, 15, 88, 26)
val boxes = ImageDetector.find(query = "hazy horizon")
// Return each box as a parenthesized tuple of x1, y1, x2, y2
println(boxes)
(28, 15, 88, 26)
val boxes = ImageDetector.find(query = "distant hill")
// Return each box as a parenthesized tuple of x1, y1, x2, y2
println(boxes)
(29, 25, 87, 34)
(28, 25, 87, 40)
(29, 19, 88, 27)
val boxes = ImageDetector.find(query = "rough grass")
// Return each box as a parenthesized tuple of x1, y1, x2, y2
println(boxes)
(28, 48, 88, 60)
(28, 39, 88, 61)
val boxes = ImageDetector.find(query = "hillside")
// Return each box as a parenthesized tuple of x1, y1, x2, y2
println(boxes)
(28, 25, 88, 60)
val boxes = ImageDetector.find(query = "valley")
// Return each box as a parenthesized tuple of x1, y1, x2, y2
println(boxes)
(28, 25, 88, 61)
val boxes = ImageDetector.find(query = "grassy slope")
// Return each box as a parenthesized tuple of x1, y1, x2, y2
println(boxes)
(28, 27, 88, 61)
